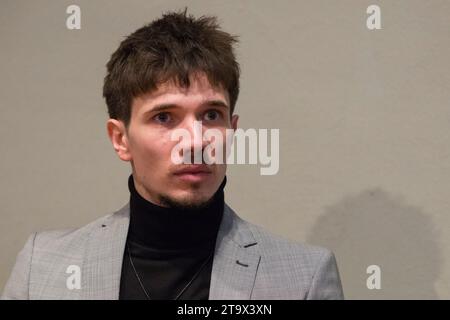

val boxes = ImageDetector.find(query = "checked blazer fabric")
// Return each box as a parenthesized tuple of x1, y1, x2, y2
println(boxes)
(2, 203, 344, 300)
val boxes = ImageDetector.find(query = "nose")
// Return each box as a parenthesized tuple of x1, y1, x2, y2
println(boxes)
(177, 117, 210, 165)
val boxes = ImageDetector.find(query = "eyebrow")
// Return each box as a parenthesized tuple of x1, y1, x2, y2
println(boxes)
(143, 99, 229, 115)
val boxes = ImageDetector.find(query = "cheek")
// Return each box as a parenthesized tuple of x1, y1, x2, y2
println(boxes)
(133, 132, 176, 167)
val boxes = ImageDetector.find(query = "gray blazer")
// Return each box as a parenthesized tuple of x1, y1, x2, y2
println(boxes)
(1, 203, 344, 300)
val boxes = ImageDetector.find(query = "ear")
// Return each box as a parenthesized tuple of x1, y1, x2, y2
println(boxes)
(106, 119, 132, 162)
(231, 114, 239, 131)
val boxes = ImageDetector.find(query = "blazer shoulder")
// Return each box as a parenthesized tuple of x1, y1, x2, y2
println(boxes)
(33, 203, 129, 250)
(33, 217, 104, 249)
(241, 219, 344, 299)
(4, 203, 127, 291)
(244, 218, 332, 258)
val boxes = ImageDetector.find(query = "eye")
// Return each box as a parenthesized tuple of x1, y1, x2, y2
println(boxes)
(153, 112, 171, 124)
(204, 110, 221, 121)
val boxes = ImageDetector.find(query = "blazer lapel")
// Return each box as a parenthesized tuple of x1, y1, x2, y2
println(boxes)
(80, 203, 130, 299)
(208, 204, 261, 300)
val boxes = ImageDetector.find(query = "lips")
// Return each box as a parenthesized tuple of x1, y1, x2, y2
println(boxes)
(174, 165, 212, 175)
(173, 165, 212, 182)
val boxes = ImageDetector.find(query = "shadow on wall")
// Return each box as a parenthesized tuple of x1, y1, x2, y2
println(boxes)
(307, 188, 442, 299)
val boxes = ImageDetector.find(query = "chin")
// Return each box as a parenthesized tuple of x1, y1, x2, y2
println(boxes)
(180, 191, 212, 204)
(161, 190, 214, 210)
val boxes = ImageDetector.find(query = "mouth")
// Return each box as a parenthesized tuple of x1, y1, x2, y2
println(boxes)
(173, 165, 212, 183)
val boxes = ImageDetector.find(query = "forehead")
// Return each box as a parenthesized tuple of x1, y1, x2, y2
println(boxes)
(132, 74, 229, 116)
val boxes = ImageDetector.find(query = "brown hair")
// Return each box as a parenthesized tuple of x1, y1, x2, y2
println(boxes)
(103, 9, 240, 128)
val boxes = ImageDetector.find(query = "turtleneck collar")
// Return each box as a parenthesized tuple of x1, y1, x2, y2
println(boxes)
(127, 174, 226, 251)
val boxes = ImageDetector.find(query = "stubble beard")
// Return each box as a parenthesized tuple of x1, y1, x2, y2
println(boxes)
(158, 192, 215, 211)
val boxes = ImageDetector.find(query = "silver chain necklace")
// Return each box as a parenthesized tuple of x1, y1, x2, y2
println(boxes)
(126, 242, 214, 300)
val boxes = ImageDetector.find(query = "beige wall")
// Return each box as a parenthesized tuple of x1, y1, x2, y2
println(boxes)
(1, 0, 449, 299)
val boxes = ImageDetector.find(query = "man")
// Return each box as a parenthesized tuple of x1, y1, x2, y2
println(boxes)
(2, 10, 343, 300)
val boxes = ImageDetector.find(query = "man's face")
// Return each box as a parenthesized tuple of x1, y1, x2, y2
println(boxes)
(107, 73, 238, 208)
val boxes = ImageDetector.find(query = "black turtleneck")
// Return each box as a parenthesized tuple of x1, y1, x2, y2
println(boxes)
(119, 174, 226, 300)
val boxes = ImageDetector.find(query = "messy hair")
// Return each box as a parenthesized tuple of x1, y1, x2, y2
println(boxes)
(103, 9, 240, 128)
